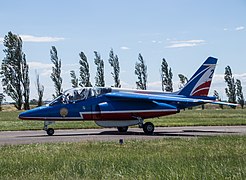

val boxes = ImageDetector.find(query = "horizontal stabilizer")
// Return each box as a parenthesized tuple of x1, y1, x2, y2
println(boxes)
(210, 101, 238, 107)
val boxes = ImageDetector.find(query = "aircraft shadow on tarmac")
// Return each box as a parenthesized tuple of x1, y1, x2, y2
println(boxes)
(19, 129, 237, 138)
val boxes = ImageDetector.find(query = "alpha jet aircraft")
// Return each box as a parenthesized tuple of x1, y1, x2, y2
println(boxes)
(19, 57, 236, 135)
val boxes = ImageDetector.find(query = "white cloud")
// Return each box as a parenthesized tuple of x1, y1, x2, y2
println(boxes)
(20, 35, 65, 42)
(120, 46, 130, 50)
(28, 61, 53, 77)
(213, 73, 246, 82)
(148, 81, 162, 88)
(29, 61, 53, 69)
(167, 43, 198, 48)
(171, 40, 205, 44)
(120, 81, 134, 89)
(166, 39, 206, 48)
(234, 73, 246, 81)
(210, 73, 246, 100)
(29, 61, 79, 77)
(0, 35, 65, 43)
(235, 26, 245, 31)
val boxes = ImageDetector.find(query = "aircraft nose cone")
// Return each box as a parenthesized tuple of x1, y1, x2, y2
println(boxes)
(18, 106, 46, 120)
(18, 106, 54, 120)
(18, 111, 29, 120)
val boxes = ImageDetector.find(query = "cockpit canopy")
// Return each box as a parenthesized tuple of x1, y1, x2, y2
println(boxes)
(49, 87, 112, 106)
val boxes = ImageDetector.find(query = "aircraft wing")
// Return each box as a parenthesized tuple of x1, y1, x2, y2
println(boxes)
(105, 92, 238, 107)
(105, 92, 210, 104)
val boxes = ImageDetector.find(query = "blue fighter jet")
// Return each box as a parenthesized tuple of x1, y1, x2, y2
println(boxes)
(19, 57, 236, 135)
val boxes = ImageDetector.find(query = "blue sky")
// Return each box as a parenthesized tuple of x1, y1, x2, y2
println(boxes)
(0, 0, 246, 101)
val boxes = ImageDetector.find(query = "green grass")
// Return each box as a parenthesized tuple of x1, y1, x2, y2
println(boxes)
(0, 108, 246, 131)
(0, 136, 245, 179)
(152, 108, 246, 127)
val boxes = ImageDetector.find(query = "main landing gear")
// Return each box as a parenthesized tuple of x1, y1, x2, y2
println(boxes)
(142, 122, 155, 135)
(116, 118, 155, 135)
(43, 121, 55, 136)
(138, 117, 155, 135)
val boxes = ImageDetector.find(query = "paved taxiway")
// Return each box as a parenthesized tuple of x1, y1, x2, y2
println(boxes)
(0, 126, 245, 145)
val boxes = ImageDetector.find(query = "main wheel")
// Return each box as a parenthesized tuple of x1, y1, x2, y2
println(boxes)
(46, 128, 55, 136)
(117, 126, 128, 133)
(143, 122, 154, 135)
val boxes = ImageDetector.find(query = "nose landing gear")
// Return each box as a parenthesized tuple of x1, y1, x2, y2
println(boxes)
(46, 128, 55, 136)
(43, 121, 55, 136)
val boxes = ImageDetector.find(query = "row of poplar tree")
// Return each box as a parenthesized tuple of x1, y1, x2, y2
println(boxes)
(0, 31, 244, 110)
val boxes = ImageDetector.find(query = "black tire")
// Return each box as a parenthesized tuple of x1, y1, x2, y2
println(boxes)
(117, 126, 128, 133)
(143, 122, 154, 135)
(46, 128, 55, 136)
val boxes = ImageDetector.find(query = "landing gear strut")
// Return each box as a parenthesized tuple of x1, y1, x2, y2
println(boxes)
(43, 121, 55, 136)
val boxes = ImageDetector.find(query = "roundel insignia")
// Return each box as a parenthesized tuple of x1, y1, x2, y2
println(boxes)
(60, 108, 68, 117)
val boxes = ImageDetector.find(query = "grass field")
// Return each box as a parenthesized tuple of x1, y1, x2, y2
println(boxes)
(0, 106, 246, 131)
(0, 136, 245, 179)
(0, 106, 245, 179)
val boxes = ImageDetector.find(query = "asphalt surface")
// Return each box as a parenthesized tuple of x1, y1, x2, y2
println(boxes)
(0, 126, 245, 145)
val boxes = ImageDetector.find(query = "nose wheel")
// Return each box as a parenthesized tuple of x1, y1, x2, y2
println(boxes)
(46, 128, 55, 136)
(43, 121, 55, 136)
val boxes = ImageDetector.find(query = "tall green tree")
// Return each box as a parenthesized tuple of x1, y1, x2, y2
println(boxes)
(35, 71, 44, 107)
(178, 74, 188, 89)
(1, 32, 30, 110)
(161, 58, 173, 92)
(236, 79, 244, 109)
(94, 51, 105, 87)
(135, 53, 147, 90)
(50, 46, 62, 98)
(79, 52, 92, 87)
(70, 70, 78, 88)
(0, 93, 4, 111)
(108, 49, 121, 88)
(22, 54, 30, 110)
(224, 66, 236, 103)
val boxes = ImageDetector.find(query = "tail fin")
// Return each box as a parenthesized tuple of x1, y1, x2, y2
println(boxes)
(177, 57, 218, 97)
